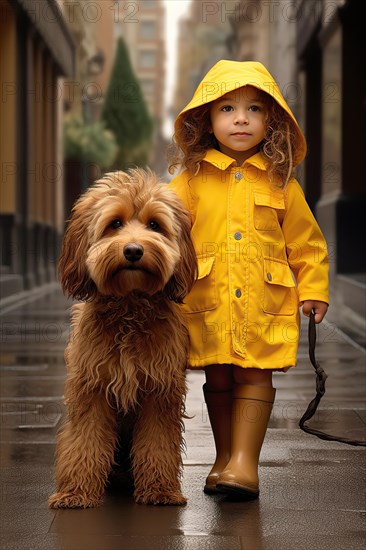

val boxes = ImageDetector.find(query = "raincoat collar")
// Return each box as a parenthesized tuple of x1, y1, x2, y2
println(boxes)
(203, 149, 267, 171)
(203, 149, 236, 170)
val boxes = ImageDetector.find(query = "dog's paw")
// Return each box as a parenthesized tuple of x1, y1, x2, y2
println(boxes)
(48, 492, 102, 509)
(135, 491, 187, 506)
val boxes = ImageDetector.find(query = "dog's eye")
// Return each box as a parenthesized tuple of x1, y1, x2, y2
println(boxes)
(148, 220, 160, 231)
(111, 219, 123, 229)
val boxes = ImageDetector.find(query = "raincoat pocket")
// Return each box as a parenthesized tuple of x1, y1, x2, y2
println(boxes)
(262, 257, 296, 315)
(183, 255, 217, 313)
(254, 192, 285, 231)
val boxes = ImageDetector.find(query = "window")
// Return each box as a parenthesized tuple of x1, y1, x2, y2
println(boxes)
(143, 1, 157, 10)
(140, 21, 156, 39)
(139, 50, 156, 68)
(322, 26, 342, 195)
(140, 78, 155, 96)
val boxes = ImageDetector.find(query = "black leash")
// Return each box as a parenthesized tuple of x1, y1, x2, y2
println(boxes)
(299, 311, 366, 447)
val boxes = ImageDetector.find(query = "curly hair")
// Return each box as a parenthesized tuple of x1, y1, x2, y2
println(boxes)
(167, 103, 216, 177)
(261, 95, 297, 187)
(168, 88, 297, 188)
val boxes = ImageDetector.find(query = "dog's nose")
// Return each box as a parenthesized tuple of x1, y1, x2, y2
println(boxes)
(123, 243, 144, 262)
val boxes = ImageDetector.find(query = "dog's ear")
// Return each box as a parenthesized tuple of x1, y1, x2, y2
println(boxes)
(164, 194, 198, 303)
(58, 193, 97, 301)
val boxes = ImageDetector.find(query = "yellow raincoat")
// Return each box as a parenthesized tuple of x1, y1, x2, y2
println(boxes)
(169, 61, 329, 370)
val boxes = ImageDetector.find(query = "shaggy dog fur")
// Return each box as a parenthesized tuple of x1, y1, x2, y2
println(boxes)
(48, 169, 197, 508)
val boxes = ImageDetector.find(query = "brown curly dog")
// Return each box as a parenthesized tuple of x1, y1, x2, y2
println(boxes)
(48, 169, 197, 508)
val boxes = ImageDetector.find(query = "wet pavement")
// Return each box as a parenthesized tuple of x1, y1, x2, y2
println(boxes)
(0, 285, 365, 550)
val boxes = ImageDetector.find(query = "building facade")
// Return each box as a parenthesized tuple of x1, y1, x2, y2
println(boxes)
(295, 0, 365, 340)
(172, 0, 233, 119)
(0, 0, 116, 301)
(0, 0, 74, 299)
(115, 0, 165, 126)
(62, 1, 115, 219)
(113, 0, 166, 174)
(62, 0, 115, 122)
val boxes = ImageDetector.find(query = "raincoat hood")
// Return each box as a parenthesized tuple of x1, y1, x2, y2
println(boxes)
(175, 60, 307, 165)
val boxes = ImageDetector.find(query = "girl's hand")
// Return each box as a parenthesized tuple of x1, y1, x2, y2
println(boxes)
(302, 300, 328, 324)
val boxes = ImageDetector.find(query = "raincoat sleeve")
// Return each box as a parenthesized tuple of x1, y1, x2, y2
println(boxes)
(168, 172, 196, 222)
(282, 179, 329, 305)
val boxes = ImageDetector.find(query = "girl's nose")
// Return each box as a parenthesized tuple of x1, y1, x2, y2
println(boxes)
(234, 111, 249, 125)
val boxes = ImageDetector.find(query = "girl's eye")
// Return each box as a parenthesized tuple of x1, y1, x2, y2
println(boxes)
(221, 105, 233, 112)
(111, 219, 122, 229)
(149, 220, 160, 231)
(249, 105, 261, 112)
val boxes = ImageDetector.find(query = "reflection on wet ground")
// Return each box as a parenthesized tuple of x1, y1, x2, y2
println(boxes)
(1, 285, 365, 550)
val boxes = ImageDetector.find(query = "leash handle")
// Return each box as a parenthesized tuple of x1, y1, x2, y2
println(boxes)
(299, 311, 366, 447)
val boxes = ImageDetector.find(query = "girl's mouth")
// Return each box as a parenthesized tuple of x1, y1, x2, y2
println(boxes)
(231, 132, 251, 136)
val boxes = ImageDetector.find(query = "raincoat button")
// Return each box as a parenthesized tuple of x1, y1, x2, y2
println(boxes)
(267, 272, 272, 281)
(235, 289, 242, 298)
(234, 232, 242, 240)
(234, 171, 243, 181)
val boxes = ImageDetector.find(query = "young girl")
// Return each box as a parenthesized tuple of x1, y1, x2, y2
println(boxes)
(168, 60, 329, 499)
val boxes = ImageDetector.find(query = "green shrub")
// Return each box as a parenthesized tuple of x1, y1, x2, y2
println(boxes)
(64, 115, 118, 169)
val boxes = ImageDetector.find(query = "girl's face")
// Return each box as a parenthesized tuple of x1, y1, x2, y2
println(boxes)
(209, 85, 267, 165)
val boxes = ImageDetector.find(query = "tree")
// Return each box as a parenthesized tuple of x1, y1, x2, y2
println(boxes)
(102, 37, 153, 169)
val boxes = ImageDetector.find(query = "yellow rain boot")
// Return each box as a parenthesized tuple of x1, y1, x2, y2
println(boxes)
(203, 384, 232, 494)
(216, 384, 276, 499)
